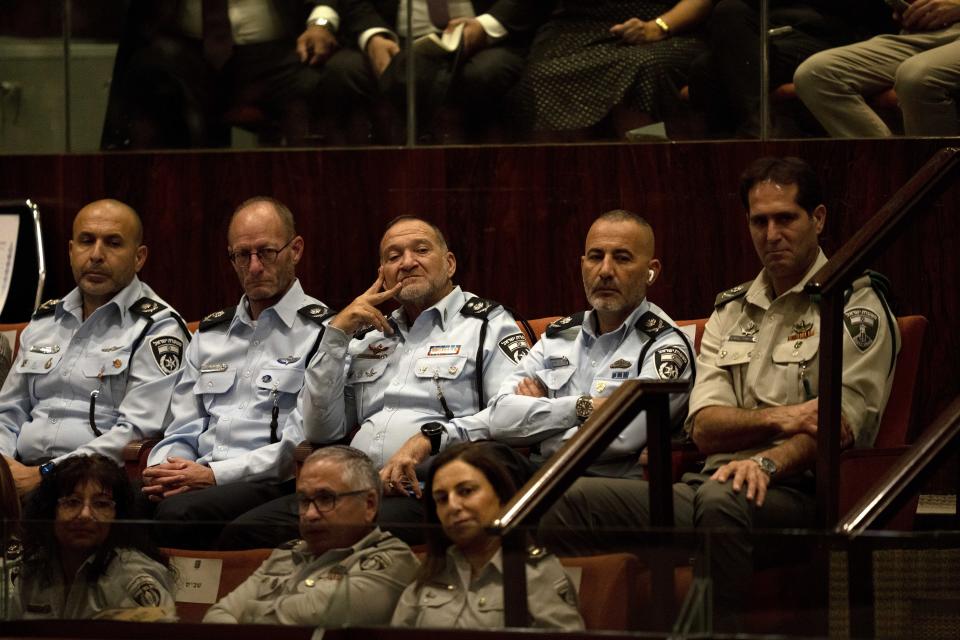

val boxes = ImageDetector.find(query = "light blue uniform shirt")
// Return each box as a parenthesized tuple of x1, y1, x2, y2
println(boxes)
(489, 300, 693, 474)
(148, 280, 340, 485)
(303, 287, 527, 469)
(0, 276, 188, 465)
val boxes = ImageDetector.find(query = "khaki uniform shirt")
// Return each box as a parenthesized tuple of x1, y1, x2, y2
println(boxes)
(203, 527, 418, 626)
(12, 548, 176, 620)
(391, 547, 584, 630)
(686, 250, 899, 473)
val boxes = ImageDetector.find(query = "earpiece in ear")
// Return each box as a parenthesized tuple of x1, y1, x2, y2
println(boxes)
(647, 270, 656, 284)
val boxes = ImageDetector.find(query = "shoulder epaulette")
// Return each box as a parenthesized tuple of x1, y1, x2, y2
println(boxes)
(199, 306, 236, 331)
(460, 297, 501, 318)
(298, 304, 335, 325)
(277, 539, 300, 550)
(844, 269, 891, 303)
(130, 296, 168, 317)
(545, 312, 585, 338)
(634, 311, 673, 339)
(32, 298, 60, 319)
(714, 280, 753, 308)
(527, 545, 547, 563)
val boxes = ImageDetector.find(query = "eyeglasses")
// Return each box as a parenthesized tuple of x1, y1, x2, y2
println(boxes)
(296, 489, 371, 513)
(227, 237, 294, 267)
(57, 495, 116, 518)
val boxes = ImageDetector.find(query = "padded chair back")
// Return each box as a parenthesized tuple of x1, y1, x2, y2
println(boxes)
(874, 315, 926, 449)
(675, 318, 708, 354)
(560, 553, 639, 630)
(160, 547, 272, 622)
(0, 200, 45, 322)
(0, 321, 28, 359)
(520, 317, 562, 346)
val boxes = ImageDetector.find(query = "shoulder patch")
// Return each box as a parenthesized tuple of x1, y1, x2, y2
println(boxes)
(32, 298, 60, 319)
(129, 575, 163, 607)
(635, 311, 671, 338)
(714, 280, 753, 308)
(844, 307, 880, 351)
(655, 345, 689, 380)
(130, 297, 168, 317)
(150, 336, 184, 375)
(545, 312, 585, 338)
(298, 304, 334, 325)
(460, 296, 501, 318)
(199, 306, 236, 331)
(498, 332, 529, 365)
(359, 552, 391, 571)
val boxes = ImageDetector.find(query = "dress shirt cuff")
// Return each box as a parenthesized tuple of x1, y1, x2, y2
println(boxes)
(146, 442, 197, 467)
(209, 458, 241, 485)
(360, 28, 397, 53)
(475, 14, 507, 41)
(308, 6, 340, 32)
(319, 324, 351, 358)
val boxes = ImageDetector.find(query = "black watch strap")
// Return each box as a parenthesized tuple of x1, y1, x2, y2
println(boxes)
(420, 422, 444, 456)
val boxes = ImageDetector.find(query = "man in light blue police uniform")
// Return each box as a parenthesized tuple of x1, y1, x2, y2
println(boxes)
(241, 216, 529, 544)
(489, 210, 693, 477)
(0, 199, 189, 495)
(142, 197, 342, 549)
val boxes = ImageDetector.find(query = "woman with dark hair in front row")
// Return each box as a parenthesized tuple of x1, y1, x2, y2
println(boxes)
(391, 441, 584, 630)
(12, 454, 176, 620)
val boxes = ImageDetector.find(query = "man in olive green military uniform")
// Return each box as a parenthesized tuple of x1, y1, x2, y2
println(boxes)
(203, 446, 418, 625)
(542, 156, 900, 621)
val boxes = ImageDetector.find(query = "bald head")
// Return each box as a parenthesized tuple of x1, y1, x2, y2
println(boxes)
(74, 199, 143, 245)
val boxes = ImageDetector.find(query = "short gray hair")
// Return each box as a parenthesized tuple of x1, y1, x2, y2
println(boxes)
(302, 445, 382, 503)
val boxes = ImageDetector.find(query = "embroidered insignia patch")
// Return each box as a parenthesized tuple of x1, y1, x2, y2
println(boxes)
(498, 333, 529, 365)
(843, 308, 880, 351)
(609, 358, 631, 369)
(789, 319, 815, 341)
(655, 345, 689, 380)
(130, 576, 163, 607)
(150, 336, 184, 375)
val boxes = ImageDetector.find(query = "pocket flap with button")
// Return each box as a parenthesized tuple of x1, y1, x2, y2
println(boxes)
(717, 336, 755, 367)
(81, 353, 130, 378)
(771, 337, 820, 364)
(476, 591, 503, 612)
(255, 366, 304, 393)
(413, 356, 467, 380)
(419, 586, 458, 608)
(16, 353, 63, 374)
(536, 366, 575, 391)
(194, 369, 237, 395)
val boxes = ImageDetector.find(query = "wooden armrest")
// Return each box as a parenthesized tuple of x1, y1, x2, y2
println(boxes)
(122, 438, 160, 463)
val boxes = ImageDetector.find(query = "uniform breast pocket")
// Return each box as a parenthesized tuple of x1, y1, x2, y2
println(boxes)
(193, 369, 237, 410)
(771, 338, 820, 403)
(416, 585, 459, 624)
(716, 336, 757, 369)
(16, 352, 63, 375)
(256, 365, 305, 408)
(535, 366, 575, 395)
(414, 355, 470, 407)
(81, 353, 132, 408)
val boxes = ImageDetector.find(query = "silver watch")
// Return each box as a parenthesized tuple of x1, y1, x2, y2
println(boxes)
(575, 395, 594, 421)
(750, 455, 778, 477)
(309, 17, 334, 32)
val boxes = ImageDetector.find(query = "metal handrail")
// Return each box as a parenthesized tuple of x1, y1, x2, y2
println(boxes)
(803, 147, 960, 527)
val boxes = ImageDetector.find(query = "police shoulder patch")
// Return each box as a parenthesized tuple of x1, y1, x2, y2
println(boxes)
(129, 575, 163, 607)
(298, 304, 334, 325)
(32, 298, 60, 319)
(130, 297, 167, 317)
(635, 311, 670, 339)
(545, 312, 585, 338)
(150, 335, 184, 375)
(498, 332, 529, 365)
(654, 345, 689, 380)
(714, 280, 753, 308)
(460, 297, 501, 318)
(359, 553, 389, 571)
(199, 306, 236, 331)
(843, 307, 880, 352)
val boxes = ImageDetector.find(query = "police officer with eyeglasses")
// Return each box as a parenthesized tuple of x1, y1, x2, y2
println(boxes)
(203, 446, 418, 626)
(142, 196, 343, 550)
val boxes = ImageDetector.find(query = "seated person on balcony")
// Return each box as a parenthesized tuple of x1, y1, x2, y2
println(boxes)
(102, 0, 359, 148)
(0, 199, 188, 497)
(688, 0, 894, 137)
(391, 441, 583, 629)
(203, 446, 418, 625)
(488, 210, 693, 477)
(794, 0, 960, 137)
(14, 454, 176, 621)
(231, 216, 529, 546)
(510, 1, 710, 139)
(542, 156, 900, 623)
(338, 0, 552, 141)
(142, 197, 341, 549)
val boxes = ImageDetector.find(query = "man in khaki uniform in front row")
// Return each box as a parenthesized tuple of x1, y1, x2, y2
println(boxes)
(542, 156, 900, 625)
(203, 446, 418, 625)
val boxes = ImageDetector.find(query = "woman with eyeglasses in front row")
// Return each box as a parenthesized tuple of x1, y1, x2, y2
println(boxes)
(391, 441, 584, 630)
(12, 454, 176, 621)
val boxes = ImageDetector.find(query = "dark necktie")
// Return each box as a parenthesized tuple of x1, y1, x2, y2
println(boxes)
(202, 0, 234, 69)
(426, 0, 450, 30)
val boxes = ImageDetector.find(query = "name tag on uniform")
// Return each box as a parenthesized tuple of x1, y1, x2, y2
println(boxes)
(427, 345, 461, 356)
(29, 344, 60, 354)
(200, 363, 229, 373)
(548, 356, 570, 368)
(169, 556, 223, 604)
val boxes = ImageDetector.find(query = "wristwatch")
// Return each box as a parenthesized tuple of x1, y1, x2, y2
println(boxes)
(750, 455, 778, 477)
(420, 421, 445, 456)
(654, 17, 671, 37)
(308, 17, 334, 33)
(39, 461, 56, 477)
(575, 395, 594, 422)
